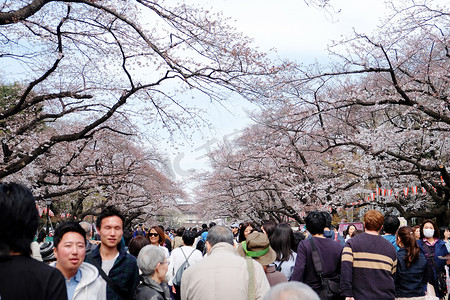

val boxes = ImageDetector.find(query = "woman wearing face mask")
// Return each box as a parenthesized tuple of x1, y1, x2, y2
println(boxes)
(417, 219, 449, 299)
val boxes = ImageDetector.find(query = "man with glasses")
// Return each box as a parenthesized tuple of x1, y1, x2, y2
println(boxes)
(85, 206, 139, 300)
(134, 245, 171, 299)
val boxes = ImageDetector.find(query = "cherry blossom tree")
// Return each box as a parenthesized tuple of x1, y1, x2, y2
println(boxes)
(297, 0, 450, 225)
(6, 116, 183, 223)
(48, 133, 184, 224)
(1, 0, 298, 221)
(0, 0, 289, 180)
(195, 108, 338, 224)
(198, 0, 450, 226)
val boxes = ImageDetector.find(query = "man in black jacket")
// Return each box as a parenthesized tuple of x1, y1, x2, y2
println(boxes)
(85, 206, 139, 300)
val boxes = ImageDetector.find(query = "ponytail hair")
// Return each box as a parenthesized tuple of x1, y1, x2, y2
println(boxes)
(397, 226, 420, 268)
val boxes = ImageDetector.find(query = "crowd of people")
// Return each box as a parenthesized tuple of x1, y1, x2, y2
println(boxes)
(1, 182, 450, 300)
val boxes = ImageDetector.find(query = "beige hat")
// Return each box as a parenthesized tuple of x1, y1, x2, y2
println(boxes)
(237, 231, 276, 266)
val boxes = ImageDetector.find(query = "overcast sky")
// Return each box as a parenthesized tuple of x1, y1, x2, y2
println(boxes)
(206, 0, 386, 62)
(169, 0, 388, 180)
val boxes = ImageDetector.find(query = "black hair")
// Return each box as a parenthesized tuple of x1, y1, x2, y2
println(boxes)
(292, 231, 305, 252)
(383, 215, 400, 234)
(321, 212, 332, 228)
(37, 231, 46, 243)
(420, 219, 439, 239)
(158, 225, 165, 232)
(209, 222, 216, 228)
(239, 221, 260, 242)
(345, 224, 357, 237)
(182, 230, 197, 246)
(439, 226, 449, 240)
(238, 222, 249, 242)
(305, 211, 326, 235)
(123, 229, 133, 247)
(0, 183, 39, 256)
(96, 205, 125, 229)
(53, 221, 87, 248)
(176, 227, 185, 237)
(128, 235, 150, 258)
(270, 223, 294, 262)
(262, 220, 277, 238)
(351, 229, 363, 238)
(201, 223, 207, 229)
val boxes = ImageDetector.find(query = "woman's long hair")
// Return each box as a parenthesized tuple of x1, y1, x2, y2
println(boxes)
(238, 222, 249, 243)
(439, 226, 449, 242)
(239, 222, 260, 242)
(148, 226, 165, 246)
(397, 226, 420, 268)
(345, 224, 357, 238)
(270, 223, 295, 261)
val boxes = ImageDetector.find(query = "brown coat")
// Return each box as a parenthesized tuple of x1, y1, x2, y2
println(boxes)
(264, 265, 288, 287)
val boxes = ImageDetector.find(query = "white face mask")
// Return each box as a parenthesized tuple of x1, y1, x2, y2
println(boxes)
(423, 228, 435, 238)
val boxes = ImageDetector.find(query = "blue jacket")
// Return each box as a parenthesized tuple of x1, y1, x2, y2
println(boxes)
(86, 243, 140, 300)
(324, 230, 345, 246)
(382, 235, 400, 251)
(417, 239, 449, 297)
(395, 247, 427, 297)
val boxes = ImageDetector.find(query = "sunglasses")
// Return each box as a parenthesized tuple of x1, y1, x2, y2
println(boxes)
(148, 233, 159, 237)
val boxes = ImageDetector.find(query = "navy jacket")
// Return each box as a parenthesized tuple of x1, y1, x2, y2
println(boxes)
(395, 247, 427, 297)
(86, 243, 140, 300)
(417, 239, 449, 298)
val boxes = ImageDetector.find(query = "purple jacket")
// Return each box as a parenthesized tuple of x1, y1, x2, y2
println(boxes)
(291, 236, 343, 294)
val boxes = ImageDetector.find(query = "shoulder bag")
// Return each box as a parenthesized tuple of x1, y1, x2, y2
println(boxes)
(90, 259, 131, 300)
(422, 243, 448, 297)
(309, 238, 342, 300)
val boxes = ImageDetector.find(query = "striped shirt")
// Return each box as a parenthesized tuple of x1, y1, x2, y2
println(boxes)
(341, 232, 397, 300)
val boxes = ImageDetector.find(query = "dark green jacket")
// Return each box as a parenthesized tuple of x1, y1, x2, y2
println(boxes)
(86, 243, 139, 300)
